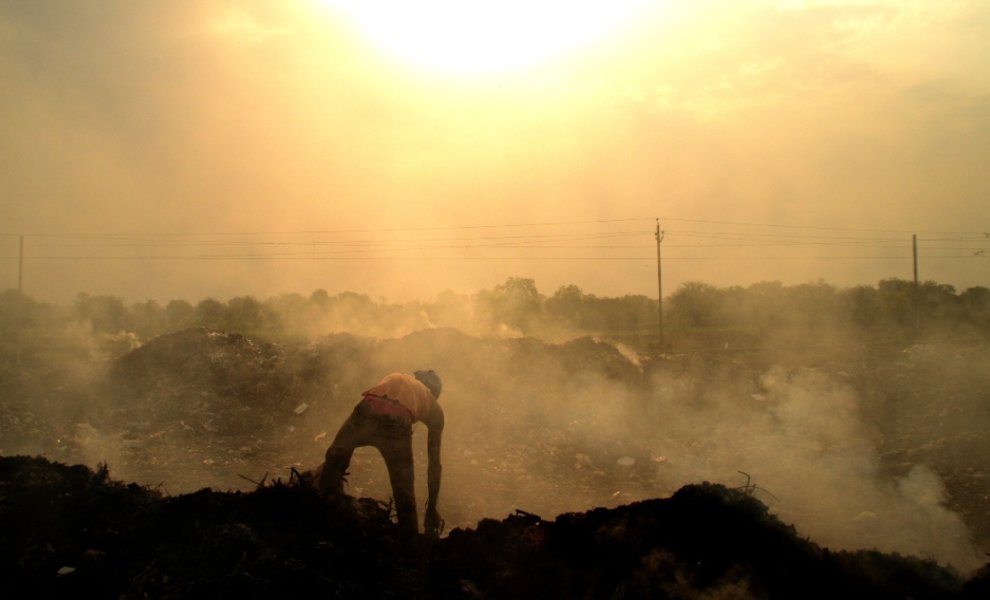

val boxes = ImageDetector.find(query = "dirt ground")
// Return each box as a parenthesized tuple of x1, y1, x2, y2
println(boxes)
(2, 455, 988, 599)
(1, 327, 988, 596)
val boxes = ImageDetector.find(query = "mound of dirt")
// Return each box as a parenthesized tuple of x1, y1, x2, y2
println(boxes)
(107, 328, 295, 434)
(2, 456, 987, 599)
(0, 455, 401, 599)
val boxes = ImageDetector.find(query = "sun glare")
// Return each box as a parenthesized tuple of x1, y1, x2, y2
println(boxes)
(323, 0, 653, 74)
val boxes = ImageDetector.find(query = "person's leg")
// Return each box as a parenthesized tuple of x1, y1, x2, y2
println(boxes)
(377, 419, 418, 536)
(319, 404, 371, 496)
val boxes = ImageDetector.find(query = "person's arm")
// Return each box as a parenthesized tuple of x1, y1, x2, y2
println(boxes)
(423, 404, 444, 537)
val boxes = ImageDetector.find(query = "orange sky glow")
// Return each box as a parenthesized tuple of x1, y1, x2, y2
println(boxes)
(1, 0, 988, 303)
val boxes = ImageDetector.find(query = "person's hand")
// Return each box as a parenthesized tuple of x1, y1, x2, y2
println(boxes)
(424, 505, 444, 539)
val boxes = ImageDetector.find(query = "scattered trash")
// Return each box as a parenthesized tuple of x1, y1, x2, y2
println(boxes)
(294, 403, 309, 415)
(616, 457, 635, 467)
(56, 566, 76, 576)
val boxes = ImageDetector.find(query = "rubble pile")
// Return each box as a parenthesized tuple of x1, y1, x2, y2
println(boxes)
(2, 456, 986, 599)
(1, 327, 988, 579)
(431, 483, 987, 600)
(110, 329, 292, 426)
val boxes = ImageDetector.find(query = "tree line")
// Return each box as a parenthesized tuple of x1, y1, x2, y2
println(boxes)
(1, 277, 988, 352)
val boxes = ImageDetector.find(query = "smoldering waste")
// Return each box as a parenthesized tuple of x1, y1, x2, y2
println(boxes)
(1, 326, 989, 596)
(2, 455, 987, 599)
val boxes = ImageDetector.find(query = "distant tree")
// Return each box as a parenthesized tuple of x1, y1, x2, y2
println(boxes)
(425, 289, 475, 330)
(785, 281, 838, 327)
(600, 295, 656, 332)
(261, 292, 318, 340)
(269, 292, 308, 316)
(0, 290, 40, 331)
(126, 300, 165, 339)
(740, 281, 787, 330)
(195, 298, 226, 330)
(164, 299, 195, 331)
(327, 292, 380, 330)
(477, 277, 543, 333)
(309, 289, 331, 309)
(546, 284, 586, 328)
(0, 291, 53, 351)
(916, 281, 960, 323)
(876, 279, 915, 326)
(74, 293, 127, 333)
(669, 282, 724, 327)
(331, 291, 375, 316)
(960, 286, 990, 328)
(226, 295, 279, 335)
(840, 285, 880, 328)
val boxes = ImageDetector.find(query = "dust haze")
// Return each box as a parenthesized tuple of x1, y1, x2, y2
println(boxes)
(2, 1, 989, 303)
(1, 279, 988, 576)
(1, 0, 988, 581)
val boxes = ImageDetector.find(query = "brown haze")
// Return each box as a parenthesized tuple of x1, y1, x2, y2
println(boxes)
(8, 309, 986, 574)
(1, 0, 988, 303)
(1, 0, 989, 579)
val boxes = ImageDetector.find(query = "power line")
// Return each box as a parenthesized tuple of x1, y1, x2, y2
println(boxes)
(3, 218, 987, 272)
(3, 215, 986, 239)
(4, 253, 985, 262)
(655, 216, 986, 236)
(0, 217, 657, 239)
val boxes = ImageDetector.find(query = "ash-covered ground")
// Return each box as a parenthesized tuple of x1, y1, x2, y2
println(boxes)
(1, 327, 988, 596)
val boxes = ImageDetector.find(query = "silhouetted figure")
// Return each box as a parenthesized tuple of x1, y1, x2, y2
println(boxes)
(319, 370, 445, 538)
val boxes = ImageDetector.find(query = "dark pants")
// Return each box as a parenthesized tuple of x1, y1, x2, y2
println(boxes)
(320, 400, 418, 536)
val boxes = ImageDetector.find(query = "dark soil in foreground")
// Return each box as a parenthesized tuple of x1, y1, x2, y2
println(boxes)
(1, 456, 987, 599)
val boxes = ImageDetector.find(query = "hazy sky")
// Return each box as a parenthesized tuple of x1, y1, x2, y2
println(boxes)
(1, 0, 988, 303)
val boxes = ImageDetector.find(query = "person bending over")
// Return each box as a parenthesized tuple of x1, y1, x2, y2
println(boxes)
(319, 370, 444, 538)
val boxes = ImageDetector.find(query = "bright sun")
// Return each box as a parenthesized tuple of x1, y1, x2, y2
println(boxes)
(323, 0, 654, 74)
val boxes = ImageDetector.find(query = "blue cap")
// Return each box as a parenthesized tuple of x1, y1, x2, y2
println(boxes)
(414, 369, 442, 398)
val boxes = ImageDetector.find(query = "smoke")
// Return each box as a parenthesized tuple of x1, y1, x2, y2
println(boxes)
(416, 332, 984, 572)
(1, 286, 986, 575)
(641, 365, 981, 572)
(270, 329, 985, 573)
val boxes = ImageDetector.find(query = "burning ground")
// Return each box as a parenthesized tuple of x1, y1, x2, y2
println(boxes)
(1, 326, 989, 596)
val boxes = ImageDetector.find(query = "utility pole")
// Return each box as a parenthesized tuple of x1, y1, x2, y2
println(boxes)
(912, 234, 919, 335)
(912, 234, 918, 287)
(18, 235, 24, 294)
(655, 219, 665, 348)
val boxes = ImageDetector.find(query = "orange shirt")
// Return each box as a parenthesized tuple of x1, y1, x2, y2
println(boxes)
(362, 373, 435, 422)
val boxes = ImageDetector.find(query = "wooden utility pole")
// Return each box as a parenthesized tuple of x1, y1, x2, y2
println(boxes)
(18, 235, 24, 294)
(912, 234, 918, 286)
(912, 234, 919, 334)
(655, 219, 665, 348)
